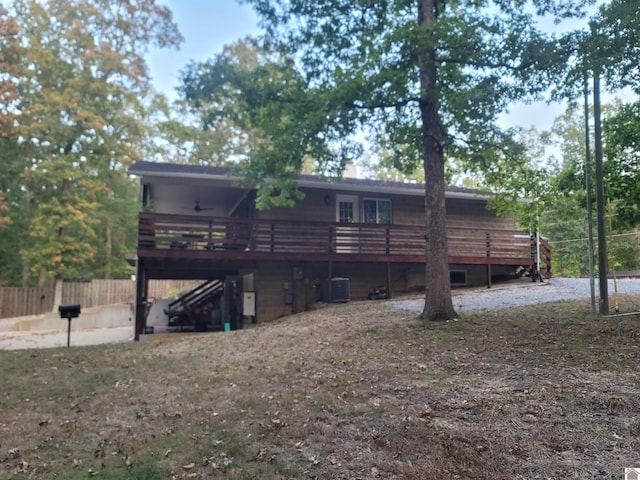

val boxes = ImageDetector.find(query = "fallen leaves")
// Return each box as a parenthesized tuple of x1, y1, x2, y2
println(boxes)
(420, 406, 434, 417)
(3, 296, 640, 479)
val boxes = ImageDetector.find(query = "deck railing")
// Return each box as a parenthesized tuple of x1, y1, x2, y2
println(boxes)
(138, 213, 540, 265)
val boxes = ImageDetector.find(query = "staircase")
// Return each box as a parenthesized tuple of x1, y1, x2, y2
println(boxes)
(163, 280, 224, 331)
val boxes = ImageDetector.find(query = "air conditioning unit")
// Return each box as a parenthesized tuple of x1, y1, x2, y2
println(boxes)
(322, 277, 350, 303)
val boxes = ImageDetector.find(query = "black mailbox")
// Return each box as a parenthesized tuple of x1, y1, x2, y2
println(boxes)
(58, 304, 81, 319)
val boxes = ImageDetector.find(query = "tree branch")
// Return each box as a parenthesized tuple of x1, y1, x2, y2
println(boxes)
(345, 97, 420, 110)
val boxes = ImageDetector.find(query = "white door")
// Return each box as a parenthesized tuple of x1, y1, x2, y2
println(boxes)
(336, 195, 359, 253)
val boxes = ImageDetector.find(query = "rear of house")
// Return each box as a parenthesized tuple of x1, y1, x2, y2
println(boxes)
(129, 161, 550, 338)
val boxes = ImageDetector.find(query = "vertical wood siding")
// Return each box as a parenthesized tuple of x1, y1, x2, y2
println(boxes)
(0, 280, 201, 319)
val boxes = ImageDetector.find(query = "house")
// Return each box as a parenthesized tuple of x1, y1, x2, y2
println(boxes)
(128, 161, 550, 339)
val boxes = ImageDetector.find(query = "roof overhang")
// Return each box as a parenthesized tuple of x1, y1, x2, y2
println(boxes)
(128, 161, 491, 201)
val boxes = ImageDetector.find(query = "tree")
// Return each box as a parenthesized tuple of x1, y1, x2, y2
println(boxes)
(590, 0, 640, 94)
(0, 193, 10, 230)
(181, 37, 361, 208)
(603, 102, 640, 231)
(0, 3, 27, 283)
(188, 0, 587, 320)
(0, 0, 182, 292)
(541, 197, 591, 277)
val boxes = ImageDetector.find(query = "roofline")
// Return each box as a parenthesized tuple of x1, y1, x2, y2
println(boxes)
(295, 177, 489, 200)
(128, 161, 491, 201)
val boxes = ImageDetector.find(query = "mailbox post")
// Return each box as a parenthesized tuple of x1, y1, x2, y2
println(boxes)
(58, 304, 81, 347)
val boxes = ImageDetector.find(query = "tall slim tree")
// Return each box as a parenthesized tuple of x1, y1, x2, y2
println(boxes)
(205, 0, 589, 320)
(1, 0, 182, 290)
(0, 4, 26, 283)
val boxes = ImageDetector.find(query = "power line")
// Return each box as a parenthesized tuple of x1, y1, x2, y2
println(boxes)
(551, 230, 640, 245)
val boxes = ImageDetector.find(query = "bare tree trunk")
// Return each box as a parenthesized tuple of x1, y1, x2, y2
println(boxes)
(52, 273, 63, 311)
(105, 174, 113, 279)
(417, 0, 456, 321)
(105, 218, 112, 279)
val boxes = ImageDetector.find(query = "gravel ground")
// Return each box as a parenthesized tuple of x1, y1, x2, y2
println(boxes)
(2, 277, 639, 351)
(391, 276, 640, 313)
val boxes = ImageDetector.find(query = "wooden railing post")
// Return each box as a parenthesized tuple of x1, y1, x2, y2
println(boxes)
(386, 228, 391, 255)
(328, 225, 334, 253)
(270, 223, 275, 253)
(530, 233, 536, 282)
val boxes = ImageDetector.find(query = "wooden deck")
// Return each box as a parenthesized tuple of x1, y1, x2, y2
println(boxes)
(137, 213, 550, 269)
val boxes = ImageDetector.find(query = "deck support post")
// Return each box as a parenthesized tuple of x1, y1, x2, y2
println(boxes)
(386, 261, 392, 298)
(328, 260, 333, 302)
(223, 277, 234, 329)
(486, 232, 492, 289)
(134, 257, 147, 341)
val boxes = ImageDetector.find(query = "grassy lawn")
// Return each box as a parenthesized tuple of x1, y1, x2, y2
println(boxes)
(1, 296, 640, 479)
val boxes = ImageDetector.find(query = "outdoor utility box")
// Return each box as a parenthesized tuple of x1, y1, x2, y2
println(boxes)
(322, 277, 350, 303)
(243, 292, 256, 317)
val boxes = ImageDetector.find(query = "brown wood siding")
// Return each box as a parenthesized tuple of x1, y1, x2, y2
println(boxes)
(446, 198, 515, 230)
(389, 194, 424, 225)
(254, 262, 292, 322)
(255, 188, 336, 223)
(252, 260, 532, 323)
(254, 261, 410, 323)
(255, 188, 516, 232)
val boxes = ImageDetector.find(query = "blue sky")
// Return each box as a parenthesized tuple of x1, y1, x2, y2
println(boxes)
(147, 0, 260, 101)
(146, 1, 632, 132)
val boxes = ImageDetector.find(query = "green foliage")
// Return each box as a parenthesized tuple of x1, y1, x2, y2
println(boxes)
(180, 37, 362, 209)
(590, 0, 640, 92)
(540, 97, 640, 276)
(0, 0, 182, 284)
(42, 454, 166, 480)
(182, 0, 591, 319)
(89, 459, 165, 480)
(609, 232, 640, 273)
(543, 196, 591, 277)
(478, 127, 556, 232)
(603, 102, 640, 231)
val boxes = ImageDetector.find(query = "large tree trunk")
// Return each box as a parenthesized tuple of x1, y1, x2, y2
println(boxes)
(417, 0, 456, 321)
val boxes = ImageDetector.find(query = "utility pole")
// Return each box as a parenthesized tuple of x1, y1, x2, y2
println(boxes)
(583, 71, 596, 314)
(593, 68, 609, 314)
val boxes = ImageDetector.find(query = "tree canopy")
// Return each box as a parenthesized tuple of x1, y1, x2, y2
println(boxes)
(181, 0, 592, 320)
(0, 0, 182, 286)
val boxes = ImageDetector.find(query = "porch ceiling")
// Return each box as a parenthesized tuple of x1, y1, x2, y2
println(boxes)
(139, 257, 256, 281)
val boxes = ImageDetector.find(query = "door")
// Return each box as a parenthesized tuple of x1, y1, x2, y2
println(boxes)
(336, 195, 359, 253)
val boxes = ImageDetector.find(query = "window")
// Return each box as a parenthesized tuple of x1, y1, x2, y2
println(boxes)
(338, 200, 354, 223)
(450, 270, 467, 285)
(363, 199, 391, 224)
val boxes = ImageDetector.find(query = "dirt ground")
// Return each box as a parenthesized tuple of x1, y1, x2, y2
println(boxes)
(1, 287, 640, 479)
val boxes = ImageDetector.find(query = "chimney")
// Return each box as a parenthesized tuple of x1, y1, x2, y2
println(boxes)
(344, 161, 357, 179)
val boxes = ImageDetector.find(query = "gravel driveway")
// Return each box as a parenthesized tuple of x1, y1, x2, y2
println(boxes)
(391, 277, 640, 313)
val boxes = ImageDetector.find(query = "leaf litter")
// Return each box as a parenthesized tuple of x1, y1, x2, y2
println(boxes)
(1, 281, 640, 478)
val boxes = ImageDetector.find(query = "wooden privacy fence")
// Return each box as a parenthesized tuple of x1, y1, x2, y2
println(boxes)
(0, 279, 201, 319)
